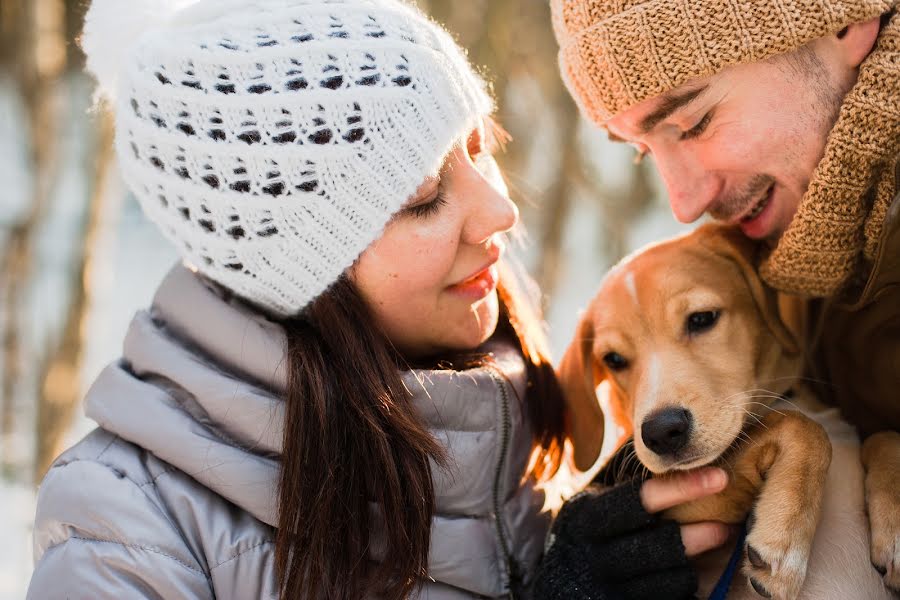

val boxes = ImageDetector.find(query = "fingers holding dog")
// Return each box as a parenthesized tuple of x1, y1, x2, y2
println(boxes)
(680, 521, 737, 558)
(640, 467, 728, 513)
(640, 467, 740, 557)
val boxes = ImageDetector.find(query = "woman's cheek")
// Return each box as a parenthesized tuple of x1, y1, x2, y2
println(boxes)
(456, 291, 500, 348)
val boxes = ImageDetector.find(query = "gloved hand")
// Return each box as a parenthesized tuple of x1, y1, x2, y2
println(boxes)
(532, 459, 732, 600)
(532, 481, 697, 600)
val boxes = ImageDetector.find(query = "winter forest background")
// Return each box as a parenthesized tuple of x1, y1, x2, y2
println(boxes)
(0, 0, 685, 595)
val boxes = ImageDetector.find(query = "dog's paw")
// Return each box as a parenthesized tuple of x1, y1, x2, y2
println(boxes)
(741, 537, 808, 599)
(867, 485, 900, 590)
(862, 431, 900, 590)
(740, 509, 813, 599)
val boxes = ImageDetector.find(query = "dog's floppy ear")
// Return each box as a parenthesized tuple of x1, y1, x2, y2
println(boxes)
(558, 313, 606, 472)
(698, 224, 800, 355)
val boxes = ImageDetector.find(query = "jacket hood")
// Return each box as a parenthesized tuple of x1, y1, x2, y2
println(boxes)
(86, 264, 533, 525)
(82, 263, 549, 595)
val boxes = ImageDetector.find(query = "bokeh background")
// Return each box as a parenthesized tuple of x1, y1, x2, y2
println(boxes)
(0, 1, 686, 596)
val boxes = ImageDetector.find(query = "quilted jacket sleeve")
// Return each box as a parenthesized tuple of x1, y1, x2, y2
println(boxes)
(27, 432, 214, 600)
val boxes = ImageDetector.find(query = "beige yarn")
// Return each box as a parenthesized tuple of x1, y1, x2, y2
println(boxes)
(552, 0, 900, 298)
(760, 10, 900, 297)
(551, 0, 893, 123)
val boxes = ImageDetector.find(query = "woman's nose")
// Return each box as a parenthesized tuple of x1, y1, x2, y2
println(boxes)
(462, 163, 519, 245)
(652, 144, 721, 224)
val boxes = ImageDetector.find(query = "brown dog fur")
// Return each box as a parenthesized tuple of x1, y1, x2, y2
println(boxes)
(560, 224, 894, 599)
(862, 431, 900, 590)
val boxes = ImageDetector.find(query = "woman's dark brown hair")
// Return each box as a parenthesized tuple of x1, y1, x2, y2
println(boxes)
(275, 261, 565, 600)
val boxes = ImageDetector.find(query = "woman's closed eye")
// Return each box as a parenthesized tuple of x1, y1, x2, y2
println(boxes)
(405, 190, 448, 219)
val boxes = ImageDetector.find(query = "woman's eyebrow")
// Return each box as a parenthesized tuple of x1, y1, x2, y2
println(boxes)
(638, 84, 709, 134)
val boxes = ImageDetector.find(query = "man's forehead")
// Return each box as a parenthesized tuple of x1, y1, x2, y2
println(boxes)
(606, 80, 712, 140)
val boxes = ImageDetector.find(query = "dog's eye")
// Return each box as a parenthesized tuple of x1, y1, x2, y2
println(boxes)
(686, 310, 720, 334)
(602, 352, 629, 371)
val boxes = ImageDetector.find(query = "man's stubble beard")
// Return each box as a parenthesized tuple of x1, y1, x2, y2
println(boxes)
(707, 45, 846, 240)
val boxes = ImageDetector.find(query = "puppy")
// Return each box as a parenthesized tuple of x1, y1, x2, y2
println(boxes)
(560, 223, 893, 599)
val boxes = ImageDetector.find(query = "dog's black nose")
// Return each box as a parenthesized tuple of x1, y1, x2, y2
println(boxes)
(641, 408, 692, 456)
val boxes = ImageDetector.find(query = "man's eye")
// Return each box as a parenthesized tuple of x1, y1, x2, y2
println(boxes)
(680, 112, 712, 141)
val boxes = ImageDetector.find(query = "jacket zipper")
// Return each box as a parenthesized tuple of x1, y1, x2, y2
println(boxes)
(485, 367, 522, 599)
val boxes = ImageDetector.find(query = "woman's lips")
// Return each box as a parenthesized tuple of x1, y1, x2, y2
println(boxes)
(446, 264, 499, 300)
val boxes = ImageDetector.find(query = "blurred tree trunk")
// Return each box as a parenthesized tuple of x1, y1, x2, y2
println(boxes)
(535, 106, 581, 298)
(0, 0, 66, 477)
(0, 0, 22, 66)
(598, 158, 655, 262)
(64, 0, 87, 68)
(34, 109, 113, 480)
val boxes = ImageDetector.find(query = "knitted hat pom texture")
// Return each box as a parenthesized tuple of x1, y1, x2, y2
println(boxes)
(81, 0, 200, 101)
(81, 0, 494, 317)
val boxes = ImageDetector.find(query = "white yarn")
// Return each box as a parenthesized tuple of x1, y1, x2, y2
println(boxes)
(81, 0, 201, 100)
(84, 0, 493, 317)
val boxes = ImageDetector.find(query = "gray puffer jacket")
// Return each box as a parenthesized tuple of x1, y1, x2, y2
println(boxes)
(27, 265, 552, 599)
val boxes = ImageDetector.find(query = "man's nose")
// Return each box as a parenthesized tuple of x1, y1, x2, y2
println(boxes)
(651, 144, 720, 224)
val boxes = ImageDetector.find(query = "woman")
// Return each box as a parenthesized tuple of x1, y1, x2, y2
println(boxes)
(28, 0, 732, 598)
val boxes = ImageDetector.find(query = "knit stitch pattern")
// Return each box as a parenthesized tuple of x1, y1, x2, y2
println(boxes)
(760, 9, 900, 296)
(551, 0, 893, 123)
(83, 0, 492, 316)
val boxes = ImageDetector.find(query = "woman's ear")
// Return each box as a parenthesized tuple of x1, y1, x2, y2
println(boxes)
(558, 313, 606, 472)
(835, 15, 881, 68)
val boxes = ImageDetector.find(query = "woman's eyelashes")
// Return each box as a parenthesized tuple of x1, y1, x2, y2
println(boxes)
(406, 190, 448, 219)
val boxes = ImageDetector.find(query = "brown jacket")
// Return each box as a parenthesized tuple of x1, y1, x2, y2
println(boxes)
(806, 161, 900, 438)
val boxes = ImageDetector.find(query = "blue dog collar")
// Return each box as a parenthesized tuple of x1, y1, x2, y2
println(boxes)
(707, 521, 747, 600)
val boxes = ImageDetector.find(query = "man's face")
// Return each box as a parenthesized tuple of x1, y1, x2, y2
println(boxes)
(605, 48, 849, 241)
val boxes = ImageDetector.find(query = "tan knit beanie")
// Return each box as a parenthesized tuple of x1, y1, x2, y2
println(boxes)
(552, 0, 893, 124)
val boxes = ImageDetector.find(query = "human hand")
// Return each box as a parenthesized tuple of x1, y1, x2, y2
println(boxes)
(532, 467, 732, 600)
(639, 467, 733, 557)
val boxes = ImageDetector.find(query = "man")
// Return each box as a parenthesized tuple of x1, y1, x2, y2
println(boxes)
(551, 0, 900, 590)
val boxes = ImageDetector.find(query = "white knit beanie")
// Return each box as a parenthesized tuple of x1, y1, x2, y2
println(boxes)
(81, 0, 493, 317)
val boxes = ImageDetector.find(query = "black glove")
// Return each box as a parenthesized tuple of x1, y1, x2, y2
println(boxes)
(531, 478, 697, 600)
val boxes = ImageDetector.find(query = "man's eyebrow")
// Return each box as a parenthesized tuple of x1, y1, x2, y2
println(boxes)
(638, 85, 709, 134)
